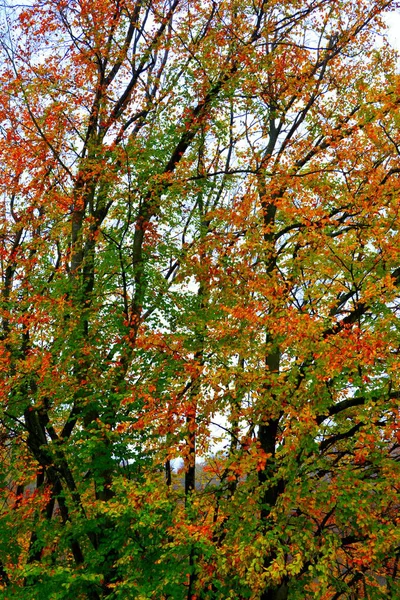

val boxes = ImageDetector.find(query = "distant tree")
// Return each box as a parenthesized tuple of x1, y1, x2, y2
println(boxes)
(0, 1, 399, 598)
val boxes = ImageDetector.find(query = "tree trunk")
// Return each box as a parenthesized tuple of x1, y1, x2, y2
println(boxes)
(261, 582, 288, 600)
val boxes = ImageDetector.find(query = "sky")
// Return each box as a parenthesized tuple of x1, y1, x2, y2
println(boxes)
(385, 9, 400, 51)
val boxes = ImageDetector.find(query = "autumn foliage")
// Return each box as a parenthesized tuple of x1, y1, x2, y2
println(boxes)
(0, 0, 399, 598)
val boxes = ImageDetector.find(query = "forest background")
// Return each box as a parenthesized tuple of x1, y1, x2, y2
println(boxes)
(0, 1, 399, 599)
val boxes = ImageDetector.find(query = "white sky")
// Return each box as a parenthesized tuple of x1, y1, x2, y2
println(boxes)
(385, 9, 400, 51)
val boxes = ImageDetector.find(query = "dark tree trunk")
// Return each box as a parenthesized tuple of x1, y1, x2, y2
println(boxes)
(260, 582, 288, 600)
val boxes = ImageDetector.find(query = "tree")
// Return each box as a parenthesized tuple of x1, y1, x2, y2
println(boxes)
(0, 0, 399, 598)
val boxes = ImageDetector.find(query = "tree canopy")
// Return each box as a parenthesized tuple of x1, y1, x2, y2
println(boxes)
(0, 0, 399, 598)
